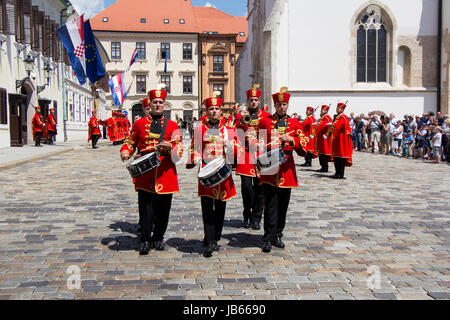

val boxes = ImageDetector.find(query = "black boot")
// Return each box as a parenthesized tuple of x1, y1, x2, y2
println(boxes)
(262, 241, 272, 253)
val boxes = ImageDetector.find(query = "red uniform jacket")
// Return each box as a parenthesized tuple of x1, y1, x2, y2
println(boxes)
(329, 113, 353, 167)
(314, 114, 332, 156)
(32, 113, 44, 141)
(186, 121, 237, 201)
(302, 115, 317, 158)
(88, 116, 102, 141)
(234, 110, 271, 177)
(106, 117, 117, 142)
(45, 113, 57, 140)
(124, 119, 131, 138)
(258, 115, 308, 188)
(121, 116, 184, 194)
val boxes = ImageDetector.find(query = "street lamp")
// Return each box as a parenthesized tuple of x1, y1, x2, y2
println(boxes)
(15, 54, 35, 89)
(37, 63, 53, 94)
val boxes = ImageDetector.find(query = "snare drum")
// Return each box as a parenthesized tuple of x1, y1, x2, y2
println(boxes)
(198, 158, 232, 187)
(256, 148, 287, 173)
(126, 152, 160, 178)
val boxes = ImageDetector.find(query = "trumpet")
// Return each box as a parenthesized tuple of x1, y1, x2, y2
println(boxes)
(238, 104, 252, 124)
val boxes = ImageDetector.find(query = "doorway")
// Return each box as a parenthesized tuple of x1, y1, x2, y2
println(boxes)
(8, 93, 27, 147)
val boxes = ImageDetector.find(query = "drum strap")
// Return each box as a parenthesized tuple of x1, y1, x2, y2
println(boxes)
(156, 118, 169, 153)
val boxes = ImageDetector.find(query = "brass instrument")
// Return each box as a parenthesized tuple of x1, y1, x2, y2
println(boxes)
(239, 103, 252, 124)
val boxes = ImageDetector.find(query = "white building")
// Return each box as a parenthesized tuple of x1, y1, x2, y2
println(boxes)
(237, 0, 449, 119)
(0, 0, 109, 147)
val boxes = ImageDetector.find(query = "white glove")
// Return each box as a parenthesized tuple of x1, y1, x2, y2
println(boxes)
(323, 135, 328, 139)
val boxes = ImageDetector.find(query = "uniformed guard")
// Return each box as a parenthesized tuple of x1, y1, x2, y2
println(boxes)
(314, 105, 333, 172)
(258, 87, 308, 253)
(186, 92, 238, 258)
(327, 102, 353, 179)
(45, 107, 57, 144)
(300, 106, 317, 167)
(88, 110, 102, 148)
(120, 87, 184, 255)
(32, 106, 44, 147)
(234, 84, 271, 230)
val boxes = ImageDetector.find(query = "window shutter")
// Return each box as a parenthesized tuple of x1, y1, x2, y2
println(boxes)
(44, 15, 51, 57)
(23, 0, 31, 44)
(38, 11, 44, 52)
(31, 6, 39, 50)
(0, 0, 5, 34)
(14, 0, 24, 43)
(5, 0, 14, 35)
(0, 88, 7, 125)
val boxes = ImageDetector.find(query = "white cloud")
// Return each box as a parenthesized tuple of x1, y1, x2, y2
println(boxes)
(204, 2, 216, 8)
(70, 0, 105, 19)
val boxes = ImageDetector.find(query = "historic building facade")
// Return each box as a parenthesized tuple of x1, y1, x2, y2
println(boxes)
(91, 0, 247, 123)
(237, 0, 449, 118)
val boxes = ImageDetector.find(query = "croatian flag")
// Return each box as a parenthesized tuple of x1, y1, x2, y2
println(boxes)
(57, 15, 87, 85)
(127, 48, 140, 71)
(108, 72, 126, 106)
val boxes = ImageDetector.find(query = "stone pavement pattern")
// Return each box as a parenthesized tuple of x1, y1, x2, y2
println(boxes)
(0, 143, 449, 300)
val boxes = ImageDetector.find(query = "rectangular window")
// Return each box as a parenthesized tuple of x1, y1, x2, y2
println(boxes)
(0, 88, 7, 125)
(213, 55, 224, 73)
(183, 76, 192, 94)
(161, 75, 170, 94)
(136, 42, 146, 60)
(183, 43, 192, 60)
(111, 42, 121, 59)
(5, 0, 15, 35)
(0, 0, 5, 34)
(161, 43, 170, 60)
(213, 84, 224, 99)
(136, 75, 146, 94)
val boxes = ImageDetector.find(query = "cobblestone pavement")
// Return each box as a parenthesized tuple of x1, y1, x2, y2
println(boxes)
(0, 143, 449, 300)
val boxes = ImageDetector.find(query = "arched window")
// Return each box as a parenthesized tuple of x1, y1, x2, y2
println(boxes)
(356, 5, 388, 83)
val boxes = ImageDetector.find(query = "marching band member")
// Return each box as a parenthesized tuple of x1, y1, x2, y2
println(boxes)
(186, 93, 238, 258)
(120, 88, 184, 255)
(314, 105, 333, 172)
(234, 84, 271, 230)
(300, 106, 317, 167)
(258, 87, 308, 253)
(88, 110, 102, 149)
(327, 102, 353, 179)
(32, 106, 44, 147)
(45, 107, 57, 144)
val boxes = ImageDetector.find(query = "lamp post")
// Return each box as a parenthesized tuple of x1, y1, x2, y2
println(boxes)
(37, 63, 53, 94)
(15, 54, 35, 89)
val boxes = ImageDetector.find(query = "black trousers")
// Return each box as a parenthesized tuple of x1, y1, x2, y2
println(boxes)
(240, 175, 264, 223)
(92, 134, 100, 148)
(35, 132, 42, 146)
(333, 157, 346, 177)
(201, 197, 226, 246)
(304, 152, 313, 165)
(138, 190, 172, 242)
(262, 184, 291, 242)
(319, 154, 330, 171)
(47, 130, 55, 144)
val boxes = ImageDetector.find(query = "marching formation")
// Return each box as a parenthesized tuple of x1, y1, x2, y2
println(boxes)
(119, 85, 353, 258)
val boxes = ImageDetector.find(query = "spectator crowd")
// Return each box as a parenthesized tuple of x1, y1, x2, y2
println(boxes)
(346, 111, 450, 164)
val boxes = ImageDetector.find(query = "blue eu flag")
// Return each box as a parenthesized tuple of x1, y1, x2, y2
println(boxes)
(84, 19, 105, 84)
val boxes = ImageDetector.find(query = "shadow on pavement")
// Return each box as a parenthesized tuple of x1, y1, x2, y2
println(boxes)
(222, 233, 262, 249)
(311, 173, 332, 179)
(223, 219, 244, 229)
(165, 238, 204, 254)
(101, 221, 141, 252)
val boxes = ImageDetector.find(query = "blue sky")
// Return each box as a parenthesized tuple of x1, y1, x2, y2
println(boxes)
(103, 0, 247, 17)
(70, 0, 247, 19)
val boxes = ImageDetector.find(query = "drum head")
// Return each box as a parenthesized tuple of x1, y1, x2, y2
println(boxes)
(129, 152, 154, 166)
(198, 158, 225, 178)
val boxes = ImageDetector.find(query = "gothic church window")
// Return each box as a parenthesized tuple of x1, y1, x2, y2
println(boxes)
(356, 6, 388, 83)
